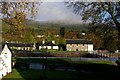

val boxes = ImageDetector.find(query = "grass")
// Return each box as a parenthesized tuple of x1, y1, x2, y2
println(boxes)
(4, 68, 42, 80)
(3, 69, 23, 79)
(89, 60, 114, 64)
(45, 70, 78, 80)
(3, 68, 78, 80)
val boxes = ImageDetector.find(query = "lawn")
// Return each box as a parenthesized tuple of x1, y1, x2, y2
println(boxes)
(4, 69, 23, 79)
(3, 68, 78, 80)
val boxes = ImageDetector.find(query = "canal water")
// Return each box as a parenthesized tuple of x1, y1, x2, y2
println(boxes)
(19, 57, 119, 62)
(71, 57, 118, 62)
(28, 57, 118, 70)
(29, 63, 43, 69)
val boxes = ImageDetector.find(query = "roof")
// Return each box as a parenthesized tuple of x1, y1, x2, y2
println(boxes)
(0, 43, 4, 52)
(0, 57, 1, 66)
(2, 43, 34, 47)
(66, 39, 93, 44)
(0, 44, 13, 55)
(42, 42, 57, 46)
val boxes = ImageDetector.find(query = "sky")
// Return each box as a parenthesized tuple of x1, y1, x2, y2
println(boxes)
(30, 2, 83, 24)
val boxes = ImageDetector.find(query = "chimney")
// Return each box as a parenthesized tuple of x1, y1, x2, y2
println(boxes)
(52, 40, 55, 44)
(82, 32, 85, 35)
(42, 40, 45, 44)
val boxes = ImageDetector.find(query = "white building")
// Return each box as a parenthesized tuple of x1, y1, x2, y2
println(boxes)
(39, 40, 59, 50)
(66, 39, 93, 53)
(4, 43, 35, 51)
(0, 44, 12, 79)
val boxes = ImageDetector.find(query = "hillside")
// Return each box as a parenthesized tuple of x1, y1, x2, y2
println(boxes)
(2, 19, 89, 42)
(24, 19, 89, 34)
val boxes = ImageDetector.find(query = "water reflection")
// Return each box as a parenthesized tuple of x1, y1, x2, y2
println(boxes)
(71, 57, 118, 62)
(18, 57, 119, 62)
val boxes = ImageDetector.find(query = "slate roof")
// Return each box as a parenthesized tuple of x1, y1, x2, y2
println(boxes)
(42, 42, 57, 46)
(2, 43, 34, 47)
(0, 43, 4, 52)
(0, 43, 13, 55)
(66, 39, 93, 44)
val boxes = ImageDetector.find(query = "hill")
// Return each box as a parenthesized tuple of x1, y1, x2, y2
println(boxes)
(24, 19, 89, 34)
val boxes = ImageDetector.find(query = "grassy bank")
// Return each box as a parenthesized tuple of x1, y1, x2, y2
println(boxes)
(3, 68, 78, 80)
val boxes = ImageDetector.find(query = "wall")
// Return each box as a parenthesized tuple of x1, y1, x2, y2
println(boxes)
(66, 44, 89, 51)
(0, 44, 12, 79)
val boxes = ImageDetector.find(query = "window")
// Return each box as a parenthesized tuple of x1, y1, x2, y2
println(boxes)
(76, 44, 78, 47)
(76, 49, 78, 51)
(70, 44, 72, 47)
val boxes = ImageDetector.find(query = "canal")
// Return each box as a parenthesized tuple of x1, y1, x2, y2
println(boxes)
(18, 57, 118, 62)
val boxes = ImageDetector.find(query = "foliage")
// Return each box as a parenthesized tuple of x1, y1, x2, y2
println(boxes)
(84, 24, 118, 51)
(60, 27, 65, 37)
(65, 2, 120, 30)
(64, 30, 78, 39)
(66, 1, 120, 51)
(2, 21, 36, 43)
(23, 33, 36, 43)
(1, 2, 39, 42)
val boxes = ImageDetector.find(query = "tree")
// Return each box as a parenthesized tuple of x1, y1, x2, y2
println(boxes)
(1, 2, 40, 42)
(60, 27, 65, 38)
(23, 33, 36, 43)
(102, 25, 118, 51)
(84, 23, 118, 51)
(66, 1, 120, 50)
(64, 30, 78, 39)
(66, 2, 120, 33)
(1, 2, 39, 25)
(84, 32, 103, 50)
(58, 37, 66, 51)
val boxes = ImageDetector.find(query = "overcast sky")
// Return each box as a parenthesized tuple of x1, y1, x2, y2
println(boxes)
(32, 2, 83, 23)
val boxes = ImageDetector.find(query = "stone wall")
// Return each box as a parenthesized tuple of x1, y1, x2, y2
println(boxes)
(66, 44, 88, 51)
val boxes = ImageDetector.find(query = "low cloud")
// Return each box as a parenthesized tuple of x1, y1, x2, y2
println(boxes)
(35, 2, 83, 23)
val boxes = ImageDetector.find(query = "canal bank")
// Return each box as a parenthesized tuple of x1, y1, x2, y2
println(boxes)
(5, 57, 120, 80)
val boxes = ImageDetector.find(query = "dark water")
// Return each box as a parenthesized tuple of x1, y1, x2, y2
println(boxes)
(71, 57, 118, 62)
(29, 63, 43, 69)
(19, 56, 118, 62)
(28, 57, 118, 70)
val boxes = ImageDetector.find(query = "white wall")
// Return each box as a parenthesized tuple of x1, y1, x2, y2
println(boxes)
(0, 71, 2, 79)
(0, 57, 3, 79)
(47, 46, 51, 49)
(39, 46, 42, 50)
(88, 44, 93, 53)
(39, 46, 58, 50)
(53, 46, 58, 50)
(0, 44, 12, 79)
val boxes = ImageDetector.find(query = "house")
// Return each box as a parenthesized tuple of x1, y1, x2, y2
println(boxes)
(0, 44, 12, 79)
(3, 42, 35, 51)
(66, 39, 93, 52)
(39, 41, 59, 50)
